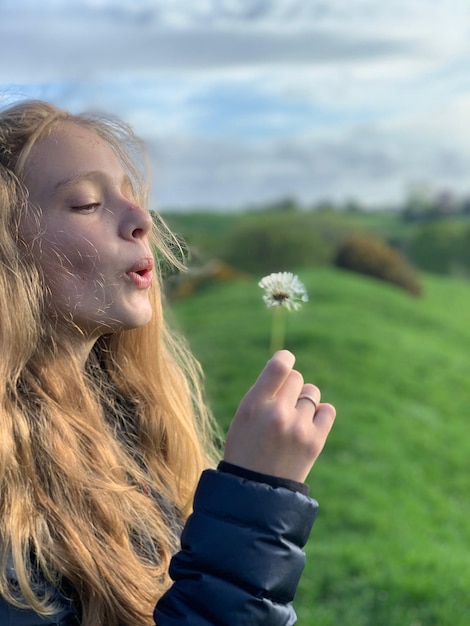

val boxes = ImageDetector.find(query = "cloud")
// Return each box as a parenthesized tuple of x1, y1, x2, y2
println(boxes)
(5, 0, 460, 83)
(2, 0, 470, 209)
(147, 117, 470, 210)
(0, 20, 414, 83)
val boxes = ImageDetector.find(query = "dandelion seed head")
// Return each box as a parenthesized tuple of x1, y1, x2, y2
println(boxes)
(258, 272, 308, 311)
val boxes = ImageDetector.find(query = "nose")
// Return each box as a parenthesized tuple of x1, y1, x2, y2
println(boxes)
(120, 202, 153, 240)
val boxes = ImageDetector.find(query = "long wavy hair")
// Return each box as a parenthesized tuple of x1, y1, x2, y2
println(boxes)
(0, 100, 218, 626)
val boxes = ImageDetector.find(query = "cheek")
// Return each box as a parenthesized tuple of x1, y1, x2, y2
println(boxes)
(34, 242, 108, 310)
(40, 243, 108, 313)
(22, 214, 115, 304)
(39, 231, 103, 278)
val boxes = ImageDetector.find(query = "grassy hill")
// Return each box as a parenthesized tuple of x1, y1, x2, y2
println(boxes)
(168, 267, 470, 626)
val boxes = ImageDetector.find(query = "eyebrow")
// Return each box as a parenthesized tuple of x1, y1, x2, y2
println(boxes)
(53, 171, 133, 192)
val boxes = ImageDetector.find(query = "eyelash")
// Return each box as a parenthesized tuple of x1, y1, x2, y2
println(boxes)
(71, 203, 100, 212)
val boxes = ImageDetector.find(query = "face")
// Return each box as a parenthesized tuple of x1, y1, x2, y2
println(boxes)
(21, 121, 155, 341)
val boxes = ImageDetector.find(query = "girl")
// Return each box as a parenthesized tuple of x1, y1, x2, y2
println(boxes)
(0, 99, 336, 625)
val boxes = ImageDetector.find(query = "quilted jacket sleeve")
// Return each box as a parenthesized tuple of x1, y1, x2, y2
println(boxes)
(154, 468, 318, 626)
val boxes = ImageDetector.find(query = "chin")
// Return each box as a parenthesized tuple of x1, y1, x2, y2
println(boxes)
(122, 317, 152, 332)
(83, 308, 153, 337)
(122, 307, 154, 330)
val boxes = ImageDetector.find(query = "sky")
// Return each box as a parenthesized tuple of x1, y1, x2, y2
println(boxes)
(1, 0, 470, 211)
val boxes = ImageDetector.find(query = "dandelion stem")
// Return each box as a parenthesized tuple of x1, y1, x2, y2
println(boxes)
(259, 272, 308, 353)
(270, 306, 287, 353)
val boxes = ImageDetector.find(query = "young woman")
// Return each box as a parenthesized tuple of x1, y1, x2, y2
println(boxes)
(0, 99, 336, 626)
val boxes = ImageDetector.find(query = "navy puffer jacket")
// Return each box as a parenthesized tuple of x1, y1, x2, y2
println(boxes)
(0, 469, 318, 625)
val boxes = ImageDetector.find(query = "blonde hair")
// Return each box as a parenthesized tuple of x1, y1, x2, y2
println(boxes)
(0, 100, 218, 625)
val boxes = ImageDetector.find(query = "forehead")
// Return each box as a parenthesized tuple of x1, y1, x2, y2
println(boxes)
(24, 121, 124, 198)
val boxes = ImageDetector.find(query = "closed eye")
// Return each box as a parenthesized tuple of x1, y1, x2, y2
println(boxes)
(71, 203, 101, 213)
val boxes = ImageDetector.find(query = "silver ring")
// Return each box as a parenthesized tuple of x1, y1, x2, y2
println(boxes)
(297, 394, 318, 411)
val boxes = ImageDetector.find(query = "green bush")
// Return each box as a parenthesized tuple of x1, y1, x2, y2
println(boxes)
(219, 214, 332, 274)
(406, 221, 470, 276)
(334, 234, 422, 296)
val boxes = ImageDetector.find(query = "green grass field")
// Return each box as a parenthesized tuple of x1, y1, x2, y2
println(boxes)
(168, 267, 470, 626)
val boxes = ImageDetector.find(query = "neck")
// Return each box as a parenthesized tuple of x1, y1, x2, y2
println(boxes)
(46, 325, 99, 370)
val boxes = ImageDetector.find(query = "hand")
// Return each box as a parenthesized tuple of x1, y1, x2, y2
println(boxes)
(223, 350, 336, 483)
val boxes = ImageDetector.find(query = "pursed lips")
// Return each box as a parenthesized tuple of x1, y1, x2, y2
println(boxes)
(125, 256, 154, 289)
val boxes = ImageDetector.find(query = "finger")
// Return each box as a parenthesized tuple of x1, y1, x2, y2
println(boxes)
(297, 394, 318, 412)
(312, 403, 336, 440)
(251, 350, 296, 400)
(277, 368, 305, 406)
(296, 383, 321, 412)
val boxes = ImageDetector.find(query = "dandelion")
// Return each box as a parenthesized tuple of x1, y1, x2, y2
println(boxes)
(258, 272, 308, 352)
(259, 272, 308, 311)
